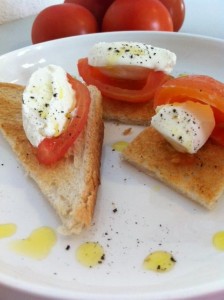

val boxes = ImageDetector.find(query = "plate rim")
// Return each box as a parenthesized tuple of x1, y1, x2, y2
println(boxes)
(0, 30, 224, 61)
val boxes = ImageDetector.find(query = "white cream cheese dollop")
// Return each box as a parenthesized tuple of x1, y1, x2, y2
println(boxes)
(151, 101, 215, 154)
(22, 65, 75, 147)
(88, 41, 176, 79)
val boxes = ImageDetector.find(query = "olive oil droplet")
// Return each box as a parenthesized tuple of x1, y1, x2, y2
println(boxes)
(143, 250, 176, 272)
(0, 223, 17, 239)
(76, 242, 105, 268)
(112, 141, 129, 152)
(10, 226, 57, 260)
(213, 231, 224, 251)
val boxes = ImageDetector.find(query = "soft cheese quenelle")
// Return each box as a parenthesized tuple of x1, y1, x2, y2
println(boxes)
(88, 41, 176, 79)
(22, 65, 76, 147)
(151, 101, 215, 154)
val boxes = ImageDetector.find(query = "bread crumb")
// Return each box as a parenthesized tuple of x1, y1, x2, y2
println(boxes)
(123, 127, 132, 135)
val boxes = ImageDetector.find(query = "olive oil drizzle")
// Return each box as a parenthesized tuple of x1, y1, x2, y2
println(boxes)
(112, 141, 129, 152)
(212, 231, 224, 251)
(0, 223, 17, 239)
(143, 250, 176, 273)
(10, 226, 57, 260)
(76, 242, 105, 268)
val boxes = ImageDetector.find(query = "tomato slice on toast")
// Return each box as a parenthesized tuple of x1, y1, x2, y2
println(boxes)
(154, 75, 224, 145)
(37, 74, 91, 165)
(78, 57, 169, 103)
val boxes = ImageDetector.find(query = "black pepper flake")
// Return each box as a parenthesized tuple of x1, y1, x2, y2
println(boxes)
(112, 208, 118, 213)
(170, 256, 176, 263)
(53, 93, 58, 97)
(65, 245, 70, 250)
(101, 254, 105, 261)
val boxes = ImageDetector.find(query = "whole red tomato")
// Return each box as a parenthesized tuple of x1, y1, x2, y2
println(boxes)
(159, 0, 185, 31)
(102, 0, 173, 32)
(64, 0, 115, 28)
(32, 3, 98, 44)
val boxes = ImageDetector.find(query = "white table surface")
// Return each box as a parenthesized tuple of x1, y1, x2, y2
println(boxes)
(0, 0, 224, 300)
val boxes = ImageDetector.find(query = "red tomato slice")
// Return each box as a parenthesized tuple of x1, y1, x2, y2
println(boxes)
(211, 126, 224, 146)
(78, 57, 169, 103)
(37, 74, 91, 165)
(154, 75, 224, 145)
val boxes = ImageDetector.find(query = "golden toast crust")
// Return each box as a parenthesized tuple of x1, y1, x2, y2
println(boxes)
(123, 126, 224, 208)
(102, 97, 155, 125)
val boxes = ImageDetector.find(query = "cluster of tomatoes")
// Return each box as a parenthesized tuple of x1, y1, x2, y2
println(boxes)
(32, 0, 185, 44)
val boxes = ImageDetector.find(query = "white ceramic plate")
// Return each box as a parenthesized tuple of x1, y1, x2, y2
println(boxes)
(0, 31, 224, 300)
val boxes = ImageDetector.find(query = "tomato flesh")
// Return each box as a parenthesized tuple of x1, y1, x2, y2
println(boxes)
(37, 74, 91, 165)
(78, 58, 169, 103)
(97, 65, 152, 80)
(154, 75, 224, 145)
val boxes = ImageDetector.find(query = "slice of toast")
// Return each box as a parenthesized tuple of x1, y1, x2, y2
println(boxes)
(102, 97, 155, 125)
(123, 126, 224, 209)
(0, 82, 104, 235)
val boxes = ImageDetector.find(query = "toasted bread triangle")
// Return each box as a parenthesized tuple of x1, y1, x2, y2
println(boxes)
(123, 126, 224, 209)
(102, 96, 155, 125)
(0, 82, 104, 234)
